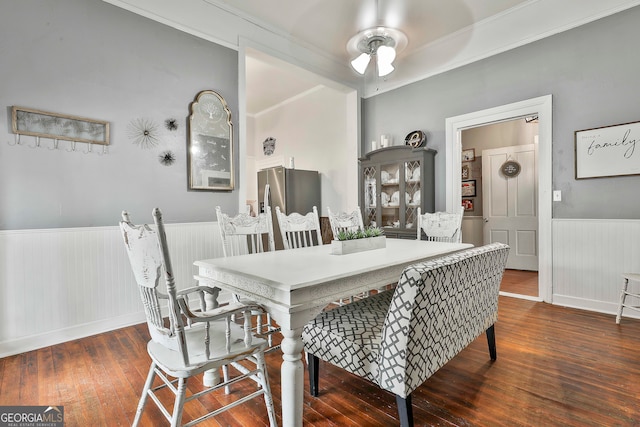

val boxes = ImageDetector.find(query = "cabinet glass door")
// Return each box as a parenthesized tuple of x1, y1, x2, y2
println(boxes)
(405, 159, 421, 229)
(381, 162, 401, 229)
(363, 165, 377, 227)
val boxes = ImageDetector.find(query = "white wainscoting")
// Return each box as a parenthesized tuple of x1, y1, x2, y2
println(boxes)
(552, 218, 640, 319)
(3, 218, 639, 358)
(0, 222, 224, 358)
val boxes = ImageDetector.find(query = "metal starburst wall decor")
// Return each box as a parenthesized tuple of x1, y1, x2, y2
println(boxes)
(165, 118, 178, 131)
(127, 118, 160, 149)
(159, 150, 176, 166)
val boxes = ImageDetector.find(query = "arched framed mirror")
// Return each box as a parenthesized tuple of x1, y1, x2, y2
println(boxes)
(187, 90, 234, 191)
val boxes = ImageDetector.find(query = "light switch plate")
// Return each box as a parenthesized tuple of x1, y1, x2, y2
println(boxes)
(553, 190, 562, 202)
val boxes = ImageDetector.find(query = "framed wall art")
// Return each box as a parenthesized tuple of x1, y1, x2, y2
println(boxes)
(462, 199, 474, 211)
(187, 90, 234, 191)
(462, 179, 476, 197)
(461, 148, 476, 162)
(12, 106, 109, 145)
(461, 164, 470, 180)
(575, 120, 640, 179)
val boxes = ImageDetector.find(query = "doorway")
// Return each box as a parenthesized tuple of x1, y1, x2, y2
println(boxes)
(461, 121, 539, 298)
(445, 95, 552, 303)
(239, 45, 360, 217)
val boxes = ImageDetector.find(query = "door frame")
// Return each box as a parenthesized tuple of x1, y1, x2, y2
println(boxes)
(445, 95, 552, 303)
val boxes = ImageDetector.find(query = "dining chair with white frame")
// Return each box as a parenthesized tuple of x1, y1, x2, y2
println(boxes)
(120, 208, 277, 427)
(616, 273, 640, 324)
(327, 206, 371, 304)
(327, 206, 364, 238)
(275, 206, 322, 250)
(416, 207, 463, 243)
(216, 206, 280, 352)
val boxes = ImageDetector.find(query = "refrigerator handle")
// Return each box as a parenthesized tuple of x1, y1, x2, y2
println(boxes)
(260, 184, 270, 213)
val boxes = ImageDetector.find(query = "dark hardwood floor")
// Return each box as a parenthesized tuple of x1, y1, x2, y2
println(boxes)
(2, 289, 639, 426)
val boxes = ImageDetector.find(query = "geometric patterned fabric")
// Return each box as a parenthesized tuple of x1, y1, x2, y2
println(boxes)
(302, 242, 510, 398)
(303, 290, 393, 384)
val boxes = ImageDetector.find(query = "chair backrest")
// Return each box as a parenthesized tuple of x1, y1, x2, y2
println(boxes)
(216, 206, 275, 257)
(275, 206, 322, 249)
(376, 242, 509, 398)
(327, 206, 364, 238)
(416, 207, 463, 243)
(119, 209, 188, 362)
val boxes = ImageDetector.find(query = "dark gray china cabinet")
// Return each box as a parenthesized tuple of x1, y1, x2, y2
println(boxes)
(360, 146, 436, 239)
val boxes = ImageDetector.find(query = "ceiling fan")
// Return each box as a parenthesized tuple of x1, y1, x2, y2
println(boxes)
(346, 0, 407, 77)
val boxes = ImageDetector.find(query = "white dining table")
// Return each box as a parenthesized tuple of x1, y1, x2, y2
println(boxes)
(194, 238, 472, 427)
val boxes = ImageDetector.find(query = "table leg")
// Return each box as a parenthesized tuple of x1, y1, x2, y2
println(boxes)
(201, 285, 220, 387)
(280, 326, 304, 427)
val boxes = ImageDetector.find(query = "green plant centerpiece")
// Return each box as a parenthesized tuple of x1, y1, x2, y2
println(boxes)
(335, 226, 384, 241)
(331, 226, 386, 255)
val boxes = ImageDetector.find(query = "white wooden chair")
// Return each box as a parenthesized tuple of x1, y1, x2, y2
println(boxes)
(120, 209, 277, 427)
(327, 206, 364, 238)
(217, 206, 276, 256)
(416, 208, 463, 243)
(275, 206, 322, 249)
(327, 206, 370, 304)
(216, 206, 280, 351)
(616, 273, 640, 324)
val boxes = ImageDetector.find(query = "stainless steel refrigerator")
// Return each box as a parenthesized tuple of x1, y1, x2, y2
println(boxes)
(258, 166, 321, 250)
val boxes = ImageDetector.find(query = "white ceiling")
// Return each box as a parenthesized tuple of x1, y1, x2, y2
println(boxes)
(245, 50, 328, 117)
(222, 0, 528, 64)
(105, 0, 640, 114)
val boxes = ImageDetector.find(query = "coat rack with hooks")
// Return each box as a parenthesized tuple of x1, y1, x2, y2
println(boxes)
(8, 106, 110, 155)
(7, 133, 109, 155)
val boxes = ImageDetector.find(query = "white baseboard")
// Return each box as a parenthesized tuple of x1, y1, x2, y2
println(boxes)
(0, 289, 235, 358)
(552, 294, 640, 320)
(500, 291, 542, 302)
(0, 311, 147, 358)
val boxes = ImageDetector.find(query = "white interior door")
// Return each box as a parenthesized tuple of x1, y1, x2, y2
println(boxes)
(482, 144, 538, 270)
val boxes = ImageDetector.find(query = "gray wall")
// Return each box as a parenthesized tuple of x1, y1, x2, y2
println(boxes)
(363, 6, 640, 219)
(0, 0, 239, 230)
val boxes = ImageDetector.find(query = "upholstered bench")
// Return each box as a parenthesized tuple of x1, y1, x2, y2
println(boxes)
(302, 242, 510, 427)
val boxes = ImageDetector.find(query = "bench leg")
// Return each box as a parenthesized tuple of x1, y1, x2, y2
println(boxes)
(395, 394, 414, 427)
(486, 325, 497, 360)
(307, 353, 319, 397)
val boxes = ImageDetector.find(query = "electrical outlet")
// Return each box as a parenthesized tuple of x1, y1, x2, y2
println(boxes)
(553, 190, 562, 202)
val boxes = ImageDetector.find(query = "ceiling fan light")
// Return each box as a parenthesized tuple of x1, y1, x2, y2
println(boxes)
(377, 45, 396, 64)
(377, 60, 394, 77)
(351, 52, 371, 74)
(347, 27, 406, 77)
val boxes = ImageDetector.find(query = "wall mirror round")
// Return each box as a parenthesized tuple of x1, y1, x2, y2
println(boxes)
(188, 90, 234, 191)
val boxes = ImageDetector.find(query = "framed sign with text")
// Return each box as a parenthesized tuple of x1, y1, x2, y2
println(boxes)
(575, 120, 640, 179)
